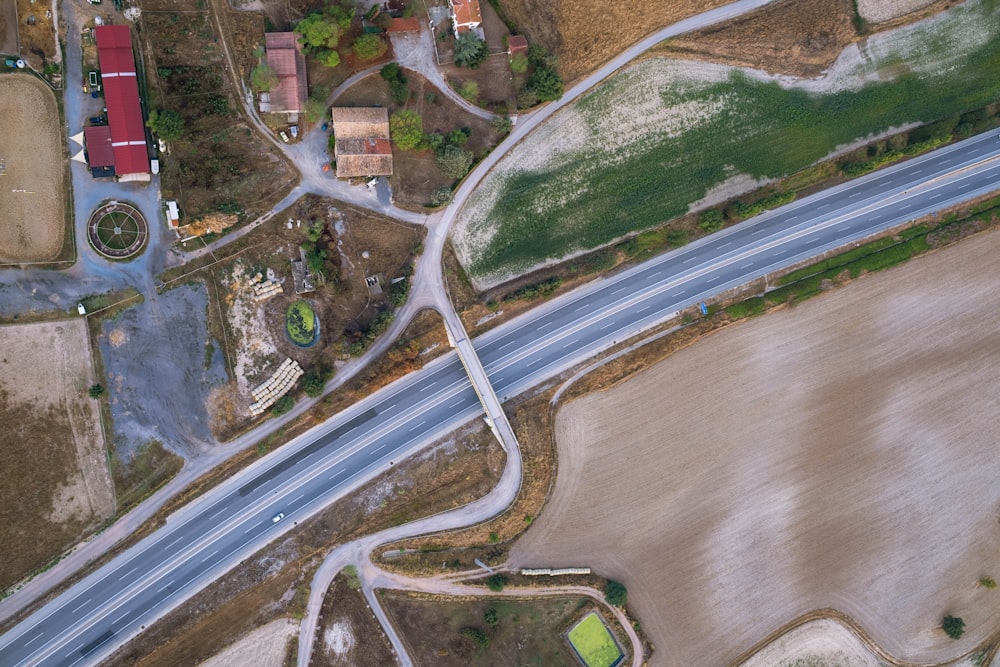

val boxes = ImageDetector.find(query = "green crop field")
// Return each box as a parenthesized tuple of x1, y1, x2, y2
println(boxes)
(455, 0, 1000, 286)
(567, 613, 622, 667)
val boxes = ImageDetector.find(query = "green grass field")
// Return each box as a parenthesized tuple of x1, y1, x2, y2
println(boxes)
(458, 0, 1000, 283)
(567, 613, 622, 667)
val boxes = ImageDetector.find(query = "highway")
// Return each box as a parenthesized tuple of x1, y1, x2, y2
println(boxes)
(2, 129, 999, 666)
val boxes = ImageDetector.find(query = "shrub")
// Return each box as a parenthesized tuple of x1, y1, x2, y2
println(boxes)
(525, 65, 563, 102)
(665, 228, 688, 248)
(979, 576, 997, 589)
(460, 627, 490, 649)
(250, 63, 278, 92)
(942, 615, 965, 639)
(146, 109, 185, 141)
(343, 565, 361, 590)
(484, 608, 499, 626)
(436, 144, 474, 179)
(430, 186, 453, 206)
(458, 79, 479, 102)
(302, 364, 334, 398)
(510, 52, 528, 73)
(699, 208, 725, 233)
(271, 394, 295, 416)
(491, 115, 513, 134)
(485, 574, 508, 592)
(605, 580, 628, 606)
(88, 383, 105, 399)
(390, 110, 424, 150)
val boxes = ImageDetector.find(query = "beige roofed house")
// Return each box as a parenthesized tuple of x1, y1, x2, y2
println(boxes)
(331, 107, 393, 178)
(264, 32, 307, 115)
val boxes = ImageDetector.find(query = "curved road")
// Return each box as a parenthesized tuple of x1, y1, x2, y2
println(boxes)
(2, 120, 999, 665)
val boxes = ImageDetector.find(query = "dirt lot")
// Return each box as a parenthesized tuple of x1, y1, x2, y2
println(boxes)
(0, 0, 17, 55)
(335, 69, 503, 208)
(660, 0, 859, 78)
(510, 229, 1000, 665)
(381, 592, 593, 666)
(496, 0, 729, 82)
(0, 320, 114, 592)
(198, 619, 297, 667)
(15, 0, 57, 70)
(311, 570, 395, 667)
(103, 422, 504, 667)
(0, 74, 65, 263)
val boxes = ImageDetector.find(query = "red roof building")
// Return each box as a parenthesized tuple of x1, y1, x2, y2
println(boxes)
(449, 0, 482, 34)
(507, 34, 528, 57)
(84, 125, 115, 171)
(95, 25, 149, 177)
(387, 17, 421, 33)
(264, 32, 307, 115)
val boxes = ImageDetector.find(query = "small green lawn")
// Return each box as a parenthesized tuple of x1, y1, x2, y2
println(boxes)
(286, 299, 316, 345)
(567, 613, 622, 667)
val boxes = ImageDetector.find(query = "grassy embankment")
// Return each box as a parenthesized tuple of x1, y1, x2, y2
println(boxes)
(461, 0, 1000, 281)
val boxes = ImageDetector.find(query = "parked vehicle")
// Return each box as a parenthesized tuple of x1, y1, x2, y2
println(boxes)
(279, 131, 289, 143)
(320, 122, 328, 132)
(88, 115, 105, 125)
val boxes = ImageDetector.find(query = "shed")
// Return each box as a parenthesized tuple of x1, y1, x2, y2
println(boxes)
(84, 125, 115, 178)
(387, 17, 421, 33)
(507, 34, 528, 57)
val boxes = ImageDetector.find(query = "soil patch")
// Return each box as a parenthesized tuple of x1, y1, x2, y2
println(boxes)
(103, 422, 504, 666)
(511, 229, 1000, 665)
(738, 617, 883, 667)
(660, 0, 859, 78)
(0, 73, 65, 263)
(198, 619, 297, 667)
(15, 0, 57, 70)
(0, 0, 17, 55)
(0, 320, 113, 592)
(381, 591, 592, 666)
(311, 571, 395, 667)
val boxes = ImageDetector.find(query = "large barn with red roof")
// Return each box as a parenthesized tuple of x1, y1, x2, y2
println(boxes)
(88, 25, 150, 180)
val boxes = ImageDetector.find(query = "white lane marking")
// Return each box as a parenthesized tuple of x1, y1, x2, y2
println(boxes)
(718, 242, 731, 249)
(447, 399, 465, 409)
(243, 524, 257, 534)
(165, 536, 183, 550)
(526, 358, 541, 368)
(208, 507, 227, 521)
(70, 599, 91, 614)
(740, 262, 754, 269)
(291, 493, 306, 504)
(425, 380, 438, 389)
(636, 305, 653, 314)
(329, 471, 345, 482)
(707, 275, 722, 283)
(25, 633, 43, 647)
(599, 321, 616, 330)
(650, 270, 663, 277)
(497, 340, 517, 350)
(611, 285, 629, 295)
(407, 420, 427, 432)
(201, 549, 219, 563)
(118, 566, 138, 581)
(574, 304, 589, 312)
(111, 611, 130, 626)
(561, 338, 580, 348)
(681, 256, 697, 264)
(156, 580, 175, 593)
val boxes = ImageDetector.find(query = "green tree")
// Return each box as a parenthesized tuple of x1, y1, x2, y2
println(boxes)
(390, 110, 424, 150)
(485, 574, 508, 592)
(483, 608, 499, 626)
(460, 627, 490, 649)
(146, 109, 185, 141)
(605, 580, 628, 607)
(352, 33, 387, 60)
(430, 186, 453, 206)
(295, 13, 342, 51)
(271, 394, 295, 417)
(527, 43, 556, 68)
(526, 65, 563, 102)
(510, 52, 528, 73)
(436, 144, 473, 179)
(491, 115, 513, 135)
(447, 128, 470, 146)
(302, 365, 334, 398)
(250, 63, 279, 92)
(942, 615, 965, 639)
(304, 98, 327, 124)
(453, 32, 488, 69)
(88, 383, 105, 399)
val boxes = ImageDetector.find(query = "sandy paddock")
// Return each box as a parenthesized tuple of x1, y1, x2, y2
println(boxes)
(0, 74, 65, 263)
(512, 229, 1000, 666)
(857, 0, 939, 23)
(196, 619, 296, 667)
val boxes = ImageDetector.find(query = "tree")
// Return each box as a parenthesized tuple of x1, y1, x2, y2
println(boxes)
(88, 384, 105, 399)
(389, 110, 424, 150)
(942, 615, 965, 640)
(436, 144, 473, 179)
(352, 33, 387, 60)
(483, 608, 499, 626)
(430, 186, 453, 206)
(146, 109, 185, 141)
(304, 98, 327, 124)
(295, 13, 342, 52)
(491, 115, 513, 135)
(381, 62, 409, 104)
(447, 128, 470, 146)
(302, 365, 334, 398)
(605, 580, 628, 607)
(250, 63, 278, 92)
(527, 43, 556, 69)
(526, 65, 563, 102)
(699, 208, 724, 233)
(485, 574, 508, 592)
(453, 32, 488, 69)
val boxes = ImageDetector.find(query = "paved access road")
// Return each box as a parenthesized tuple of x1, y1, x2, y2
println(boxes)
(2, 130, 999, 667)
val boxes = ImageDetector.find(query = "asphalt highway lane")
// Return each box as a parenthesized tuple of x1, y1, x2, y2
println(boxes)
(2, 130, 999, 666)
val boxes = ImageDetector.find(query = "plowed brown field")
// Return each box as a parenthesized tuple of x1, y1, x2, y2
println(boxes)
(511, 229, 1000, 666)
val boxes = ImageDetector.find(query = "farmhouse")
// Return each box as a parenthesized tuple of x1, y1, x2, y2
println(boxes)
(261, 32, 307, 117)
(94, 25, 150, 181)
(330, 107, 393, 179)
(507, 34, 529, 57)
(448, 0, 482, 34)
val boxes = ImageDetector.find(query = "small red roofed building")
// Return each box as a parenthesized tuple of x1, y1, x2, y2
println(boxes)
(507, 34, 528, 58)
(94, 25, 150, 181)
(387, 17, 421, 33)
(448, 0, 482, 34)
(84, 125, 115, 178)
(262, 32, 308, 117)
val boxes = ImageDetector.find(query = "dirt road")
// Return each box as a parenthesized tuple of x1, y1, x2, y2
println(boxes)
(511, 228, 1000, 666)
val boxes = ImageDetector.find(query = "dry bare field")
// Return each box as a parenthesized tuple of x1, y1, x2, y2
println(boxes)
(0, 320, 114, 591)
(197, 619, 296, 667)
(0, 74, 65, 263)
(511, 229, 1000, 666)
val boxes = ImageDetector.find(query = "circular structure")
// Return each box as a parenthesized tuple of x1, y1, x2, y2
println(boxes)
(88, 201, 148, 259)
(286, 299, 320, 348)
